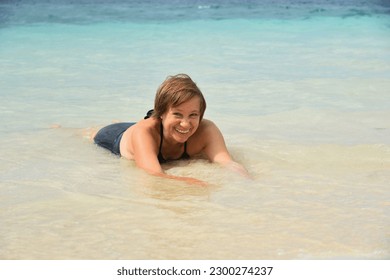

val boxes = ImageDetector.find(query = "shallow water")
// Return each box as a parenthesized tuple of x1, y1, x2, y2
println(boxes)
(0, 0, 389, 259)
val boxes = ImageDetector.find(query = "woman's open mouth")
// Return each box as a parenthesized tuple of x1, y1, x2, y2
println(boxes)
(175, 127, 190, 134)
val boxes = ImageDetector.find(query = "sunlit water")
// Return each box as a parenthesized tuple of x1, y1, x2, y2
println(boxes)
(0, 0, 389, 259)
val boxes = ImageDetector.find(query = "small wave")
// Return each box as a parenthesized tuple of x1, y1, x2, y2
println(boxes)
(342, 8, 372, 18)
(198, 5, 219, 10)
(309, 8, 326, 14)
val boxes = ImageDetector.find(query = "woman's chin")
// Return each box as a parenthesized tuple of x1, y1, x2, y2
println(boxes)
(173, 131, 191, 143)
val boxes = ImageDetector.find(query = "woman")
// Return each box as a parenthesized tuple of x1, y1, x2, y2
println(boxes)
(94, 74, 248, 185)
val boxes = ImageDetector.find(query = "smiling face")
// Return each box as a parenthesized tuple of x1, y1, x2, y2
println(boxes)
(153, 74, 206, 122)
(161, 96, 201, 144)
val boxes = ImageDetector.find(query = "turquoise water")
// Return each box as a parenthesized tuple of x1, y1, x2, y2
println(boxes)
(0, 0, 389, 259)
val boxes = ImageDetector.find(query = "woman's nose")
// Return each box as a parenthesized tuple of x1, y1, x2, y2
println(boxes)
(180, 118, 190, 127)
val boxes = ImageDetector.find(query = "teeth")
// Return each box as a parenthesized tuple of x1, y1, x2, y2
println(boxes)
(175, 127, 190, 134)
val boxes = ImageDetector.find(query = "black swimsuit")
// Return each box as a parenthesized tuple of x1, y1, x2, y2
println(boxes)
(94, 110, 190, 163)
(93, 122, 135, 155)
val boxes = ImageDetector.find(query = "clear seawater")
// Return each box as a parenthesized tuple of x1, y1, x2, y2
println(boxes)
(0, 0, 389, 259)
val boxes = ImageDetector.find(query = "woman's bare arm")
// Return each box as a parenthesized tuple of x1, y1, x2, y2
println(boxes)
(202, 121, 250, 177)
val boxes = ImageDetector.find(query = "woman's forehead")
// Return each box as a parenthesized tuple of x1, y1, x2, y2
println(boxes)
(171, 96, 200, 110)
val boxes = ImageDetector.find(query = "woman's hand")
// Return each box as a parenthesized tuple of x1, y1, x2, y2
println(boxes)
(150, 171, 208, 187)
(178, 176, 208, 187)
(223, 161, 252, 179)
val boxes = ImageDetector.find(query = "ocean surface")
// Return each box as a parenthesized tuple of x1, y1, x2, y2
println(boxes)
(0, 0, 389, 259)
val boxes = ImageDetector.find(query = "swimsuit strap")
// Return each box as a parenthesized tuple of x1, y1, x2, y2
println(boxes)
(182, 141, 190, 159)
(158, 121, 166, 163)
(144, 109, 154, 119)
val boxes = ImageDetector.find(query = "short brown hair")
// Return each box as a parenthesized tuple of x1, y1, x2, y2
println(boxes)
(153, 74, 206, 120)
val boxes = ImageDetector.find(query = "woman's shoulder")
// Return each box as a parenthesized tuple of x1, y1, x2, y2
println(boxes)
(190, 119, 219, 143)
(120, 118, 160, 159)
(197, 119, 219, 133)
(131, 118, 160, 136)
(199, 118, 214, 127)
(188, 119, 226, 157)
(121, 118, 159, 144)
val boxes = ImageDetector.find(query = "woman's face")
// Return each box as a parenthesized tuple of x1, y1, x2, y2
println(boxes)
(161, 96, 201, 144)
